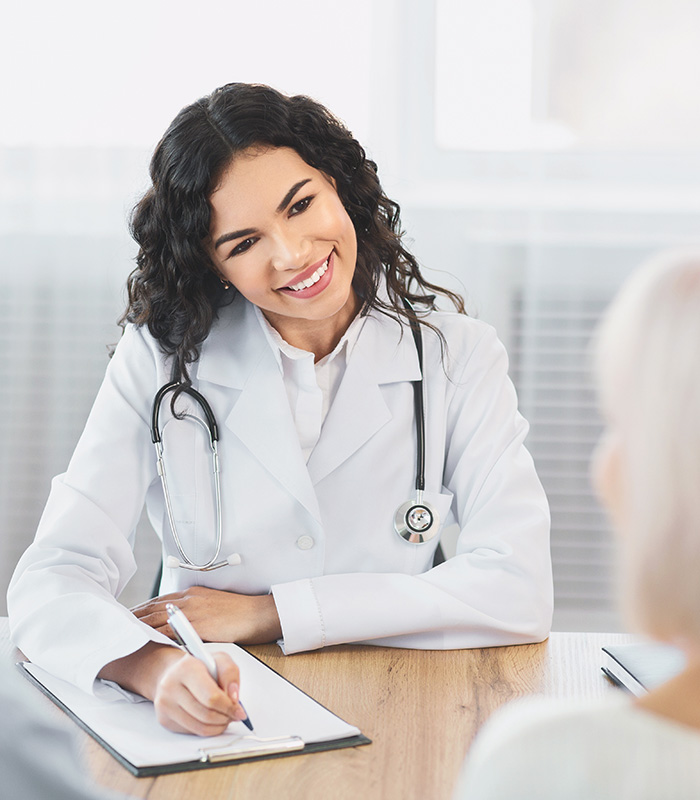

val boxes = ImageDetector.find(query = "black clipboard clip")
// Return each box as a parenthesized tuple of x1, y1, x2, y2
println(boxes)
(199, 735, 305, 763)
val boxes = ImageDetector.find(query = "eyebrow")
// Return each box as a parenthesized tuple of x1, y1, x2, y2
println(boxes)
(276, 178, 312, 214)
(213, 178, 313, 250)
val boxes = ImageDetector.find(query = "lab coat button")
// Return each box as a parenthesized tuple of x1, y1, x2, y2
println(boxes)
(296, 535, 315, 551)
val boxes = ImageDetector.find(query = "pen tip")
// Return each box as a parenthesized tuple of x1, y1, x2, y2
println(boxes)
(238, 701, 253, 731)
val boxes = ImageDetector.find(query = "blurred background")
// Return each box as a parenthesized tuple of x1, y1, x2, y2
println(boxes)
(2, 0, 699, 629)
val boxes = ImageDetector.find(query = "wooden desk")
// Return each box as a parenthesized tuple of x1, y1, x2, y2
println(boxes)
(0, 619, 632, 800)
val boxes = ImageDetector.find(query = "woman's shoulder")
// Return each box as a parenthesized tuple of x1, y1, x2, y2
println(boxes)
(456, 694, 700, 800)
(417, 309, 510, 381)
(471, 691, 700, 753)
(423, 308, 493, 340)
(115, 293, 248, 359)
(112, 322, 166, 370)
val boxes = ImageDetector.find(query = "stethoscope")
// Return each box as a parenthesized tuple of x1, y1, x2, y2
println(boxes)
(150, 308, 439, 572)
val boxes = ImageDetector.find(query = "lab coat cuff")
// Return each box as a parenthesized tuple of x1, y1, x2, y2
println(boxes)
(271, 579, 326, 654)
(94, 679, 150, 703)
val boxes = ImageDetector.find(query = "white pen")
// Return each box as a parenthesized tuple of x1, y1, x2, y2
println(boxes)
(166, 603, 253, 731)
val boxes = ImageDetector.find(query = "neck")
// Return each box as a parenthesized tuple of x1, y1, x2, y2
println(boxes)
(636, 652, 700, 732)
(263, 291, 361, 362)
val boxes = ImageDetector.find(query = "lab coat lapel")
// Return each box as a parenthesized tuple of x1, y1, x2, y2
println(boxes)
(307, 312, 421, 485)
(224, 358, 321, 522)
(198, 297, 321, 523)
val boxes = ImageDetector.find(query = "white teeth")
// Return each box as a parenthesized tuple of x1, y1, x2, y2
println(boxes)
(287, 256, 329, 292)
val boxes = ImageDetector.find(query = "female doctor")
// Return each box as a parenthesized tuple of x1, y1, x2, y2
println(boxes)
(8, 83, 552, 736)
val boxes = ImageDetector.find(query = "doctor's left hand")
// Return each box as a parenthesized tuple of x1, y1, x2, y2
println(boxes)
(131, 586, 283, 645)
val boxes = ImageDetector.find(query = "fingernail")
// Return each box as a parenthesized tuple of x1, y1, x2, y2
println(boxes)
(228, 682, 239, 703)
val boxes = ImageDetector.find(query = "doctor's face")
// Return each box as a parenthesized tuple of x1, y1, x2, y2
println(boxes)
(208, 146, 358, 350)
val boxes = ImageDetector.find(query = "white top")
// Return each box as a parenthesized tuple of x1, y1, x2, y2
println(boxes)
(255, 305, 366, 462)
(8, 290, 553, 696)
(455, 694, 700, 800)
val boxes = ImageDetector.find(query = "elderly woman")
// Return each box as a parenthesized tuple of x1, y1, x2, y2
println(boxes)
(455, 250, 700, 799)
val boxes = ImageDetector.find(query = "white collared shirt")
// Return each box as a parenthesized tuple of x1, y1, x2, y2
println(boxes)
(254, 306, 366, 462)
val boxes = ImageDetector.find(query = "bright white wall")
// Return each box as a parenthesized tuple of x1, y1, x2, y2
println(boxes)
(0, 0, 383, 612)
(3, 0, 700, 629)
(0, 0, 375, 149)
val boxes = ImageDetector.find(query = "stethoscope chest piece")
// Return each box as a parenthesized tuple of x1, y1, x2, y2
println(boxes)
(394, 494, 440, 544)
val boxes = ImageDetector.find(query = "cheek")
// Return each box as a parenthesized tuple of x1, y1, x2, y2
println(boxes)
(322, 196, 357, 244)
(218, 261, 266, 300)
(592, 431, 626, 531)
(337, 208, 358, 265)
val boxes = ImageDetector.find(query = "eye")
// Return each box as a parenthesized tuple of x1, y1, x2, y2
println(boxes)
(289, 195, 314, 216)
(228, 237, 258, 259)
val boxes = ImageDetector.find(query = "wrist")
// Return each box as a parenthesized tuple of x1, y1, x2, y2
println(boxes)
(99, 642, 182, 700)
(235, 593, 282, 644)
(260, 592, 283, 642)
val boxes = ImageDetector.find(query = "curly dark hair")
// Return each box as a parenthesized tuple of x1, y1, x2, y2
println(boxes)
(123, 82, 465, 381)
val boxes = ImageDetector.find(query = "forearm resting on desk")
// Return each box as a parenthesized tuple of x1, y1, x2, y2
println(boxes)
(99, 642, 248, 736)
(98, 642, 181, 699)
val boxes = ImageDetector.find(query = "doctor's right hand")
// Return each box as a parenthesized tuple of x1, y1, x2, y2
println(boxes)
(99, 642, 247, 735)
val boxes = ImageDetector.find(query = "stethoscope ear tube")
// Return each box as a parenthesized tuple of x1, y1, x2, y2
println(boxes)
(151, 382, 229, 571)
(151, 382, 219, 444)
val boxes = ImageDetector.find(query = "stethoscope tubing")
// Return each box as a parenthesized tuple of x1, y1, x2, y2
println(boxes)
(404, 310, 427, 493)
(151, 382, 219, 444)
(151, 305, 440, 571)
(151, 383, 225, 570)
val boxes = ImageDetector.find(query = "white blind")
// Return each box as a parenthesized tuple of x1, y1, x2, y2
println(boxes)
(510, 289, 619, 631)
(0, 273, 162, 612)
(0, 149, 161, 614)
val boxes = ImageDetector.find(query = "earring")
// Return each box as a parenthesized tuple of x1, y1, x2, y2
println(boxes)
(220, 278, 231, 290)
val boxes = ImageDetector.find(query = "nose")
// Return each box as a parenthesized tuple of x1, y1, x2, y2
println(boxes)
(269, 227, 311, 272)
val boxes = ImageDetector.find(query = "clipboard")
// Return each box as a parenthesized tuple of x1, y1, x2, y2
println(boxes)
(18, 642, 370, 777)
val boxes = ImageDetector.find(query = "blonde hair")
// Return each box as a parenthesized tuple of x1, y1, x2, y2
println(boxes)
(594, 250, 700, 644)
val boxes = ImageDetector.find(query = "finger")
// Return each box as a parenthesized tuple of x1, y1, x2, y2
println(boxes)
(131, 597, 181, 628)
(182, 659, 238, 718)
(131, 601, 169, 620)
(212, 653, 248, 723)
(155, 693, 234, 737)
(130, 601, 155, 617)
(213, 653, 241, 700)
(169, 680, 236, 727)
(132, 608, 172, 633)
(156, 658, 237, 733)
(149, 623, 178, 640)
(132, 591, 185, 614)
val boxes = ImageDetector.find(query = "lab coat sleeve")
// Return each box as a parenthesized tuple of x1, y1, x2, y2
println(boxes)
(272, 324, 553, 653)
(7, 325, 174, 694)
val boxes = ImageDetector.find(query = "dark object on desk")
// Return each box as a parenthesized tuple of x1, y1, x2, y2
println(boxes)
(602, 641, 686, 696)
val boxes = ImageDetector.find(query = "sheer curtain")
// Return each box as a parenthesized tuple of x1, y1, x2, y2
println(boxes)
(397, 0, 700, 630)
(2, 1, 699, 629)
(0, 147, 154, 611)
(0, 0, 376, 613)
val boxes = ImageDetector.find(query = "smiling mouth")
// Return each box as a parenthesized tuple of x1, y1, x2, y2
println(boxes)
(284, 255, 330, 292)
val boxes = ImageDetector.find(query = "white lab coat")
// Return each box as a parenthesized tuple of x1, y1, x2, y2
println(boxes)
(8, 291, 553, 694)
